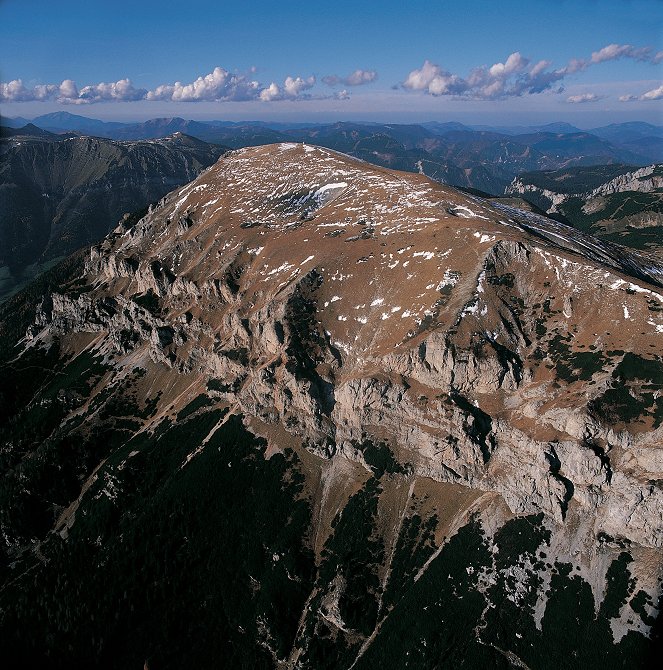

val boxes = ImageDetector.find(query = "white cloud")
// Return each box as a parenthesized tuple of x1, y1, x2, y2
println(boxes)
(488, 52, 529, 78)
(403, 53, 560, 99)
(145, 67, 259, 102)
(283, 75, 315, 97)
(401, 42, 660, 100)
(530, 60, 552, 77)
(0, 67, 321, 105)
(591, 43, 652, 64)
(259, 82, 281, 102)
(403, 60, 468, 96)
(346, 69, 377, 86)
(257, 76, 316, 101)
(566, 93, 604, 104)
(0, 76, 145, 104)
(323, 69, 378, 87)
(1, 79, 35, 102)
(619, 82, 663, 101)
(640, 83, 663, 100)
(59, 79, 79, 100)
(77, 79, 146, 104)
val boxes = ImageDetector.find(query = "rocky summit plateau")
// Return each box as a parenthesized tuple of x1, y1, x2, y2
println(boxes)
(1, 142, 662, 668)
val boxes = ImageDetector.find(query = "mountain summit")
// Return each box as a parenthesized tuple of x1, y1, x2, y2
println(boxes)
(1, 143, 662, 667)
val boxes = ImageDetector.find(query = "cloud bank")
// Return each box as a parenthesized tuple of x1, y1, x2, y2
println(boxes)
(2, 43, 660, 106)
(0, 67, 321, 105)
(401, 43, 662, 100)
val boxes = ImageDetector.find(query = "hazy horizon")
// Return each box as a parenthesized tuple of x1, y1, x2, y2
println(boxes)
(3, 107, 663, 130)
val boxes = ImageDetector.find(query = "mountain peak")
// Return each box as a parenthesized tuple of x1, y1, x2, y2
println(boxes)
(3, 141, 663, 664)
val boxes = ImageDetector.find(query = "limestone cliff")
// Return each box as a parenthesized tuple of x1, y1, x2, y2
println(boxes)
(1, 144, 662, 668)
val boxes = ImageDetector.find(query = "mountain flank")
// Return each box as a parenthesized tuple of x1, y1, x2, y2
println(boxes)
(0, 131, 226, 301)
(508, 164, 663, 253)
(1, 143, 662, 668)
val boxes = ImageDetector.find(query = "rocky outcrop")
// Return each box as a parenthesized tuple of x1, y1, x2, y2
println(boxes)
(4, 144, 663, 664)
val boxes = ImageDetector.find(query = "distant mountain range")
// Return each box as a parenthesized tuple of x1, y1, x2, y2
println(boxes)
(3, 115, 662, 303)
(4, 112, 662, 195)
(0, 131, 225, 300)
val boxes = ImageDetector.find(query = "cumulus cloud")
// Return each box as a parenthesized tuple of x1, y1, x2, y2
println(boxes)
(0, 67, 319, 104)
(618, 83, 663, 102)
(284, 75, 315, 97)
(77, 79, 147, 104)
(401, 42, 661, 100)
(259, 82, 281, 102)
(488, 52, 529, 78)
(0, 79, 35, 102)
(403, 60, 468, 96)
(322, 69, 378, 87)
(258, 75, 316, 101)
(566, 93, 604, 104)
(145, 67, 260, 102)
(402, 53, 568, 99)
(1, 76, 146, 104)
(640, 83, 663, 100)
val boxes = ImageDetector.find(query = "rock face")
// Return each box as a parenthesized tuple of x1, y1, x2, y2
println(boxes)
(507, 164, 663, 254)
(0, 132, 226, 301)
(588, 165, 663, 197)
(1, 144, 662, 668)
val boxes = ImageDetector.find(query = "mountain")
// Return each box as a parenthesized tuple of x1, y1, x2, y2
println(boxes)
(108, 117, 231, 141)
(468, 122, 583, 135)
(0, 132, 226, 301)
(31, 111, 129, 135)
(421, 120, 473, 134)
(618, 136, 663, 164)
(511, 131, 646, 164)
(1, 143, 662, 668)
(24, 114, 654, 195)
(508, 164, 663, 253)
(590, 122, 663, 144)
(0, 116, 30, 129)
(0, 123, 63, 140)
(588, 124, 663, 164)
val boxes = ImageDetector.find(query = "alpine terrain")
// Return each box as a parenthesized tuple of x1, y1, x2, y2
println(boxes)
(0, 130, 225, 301)
(508, 164, 663, 254)
(1, 143, 662, 669)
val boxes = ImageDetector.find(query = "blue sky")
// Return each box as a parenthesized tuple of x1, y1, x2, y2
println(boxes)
(1, 0, 662, 125)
